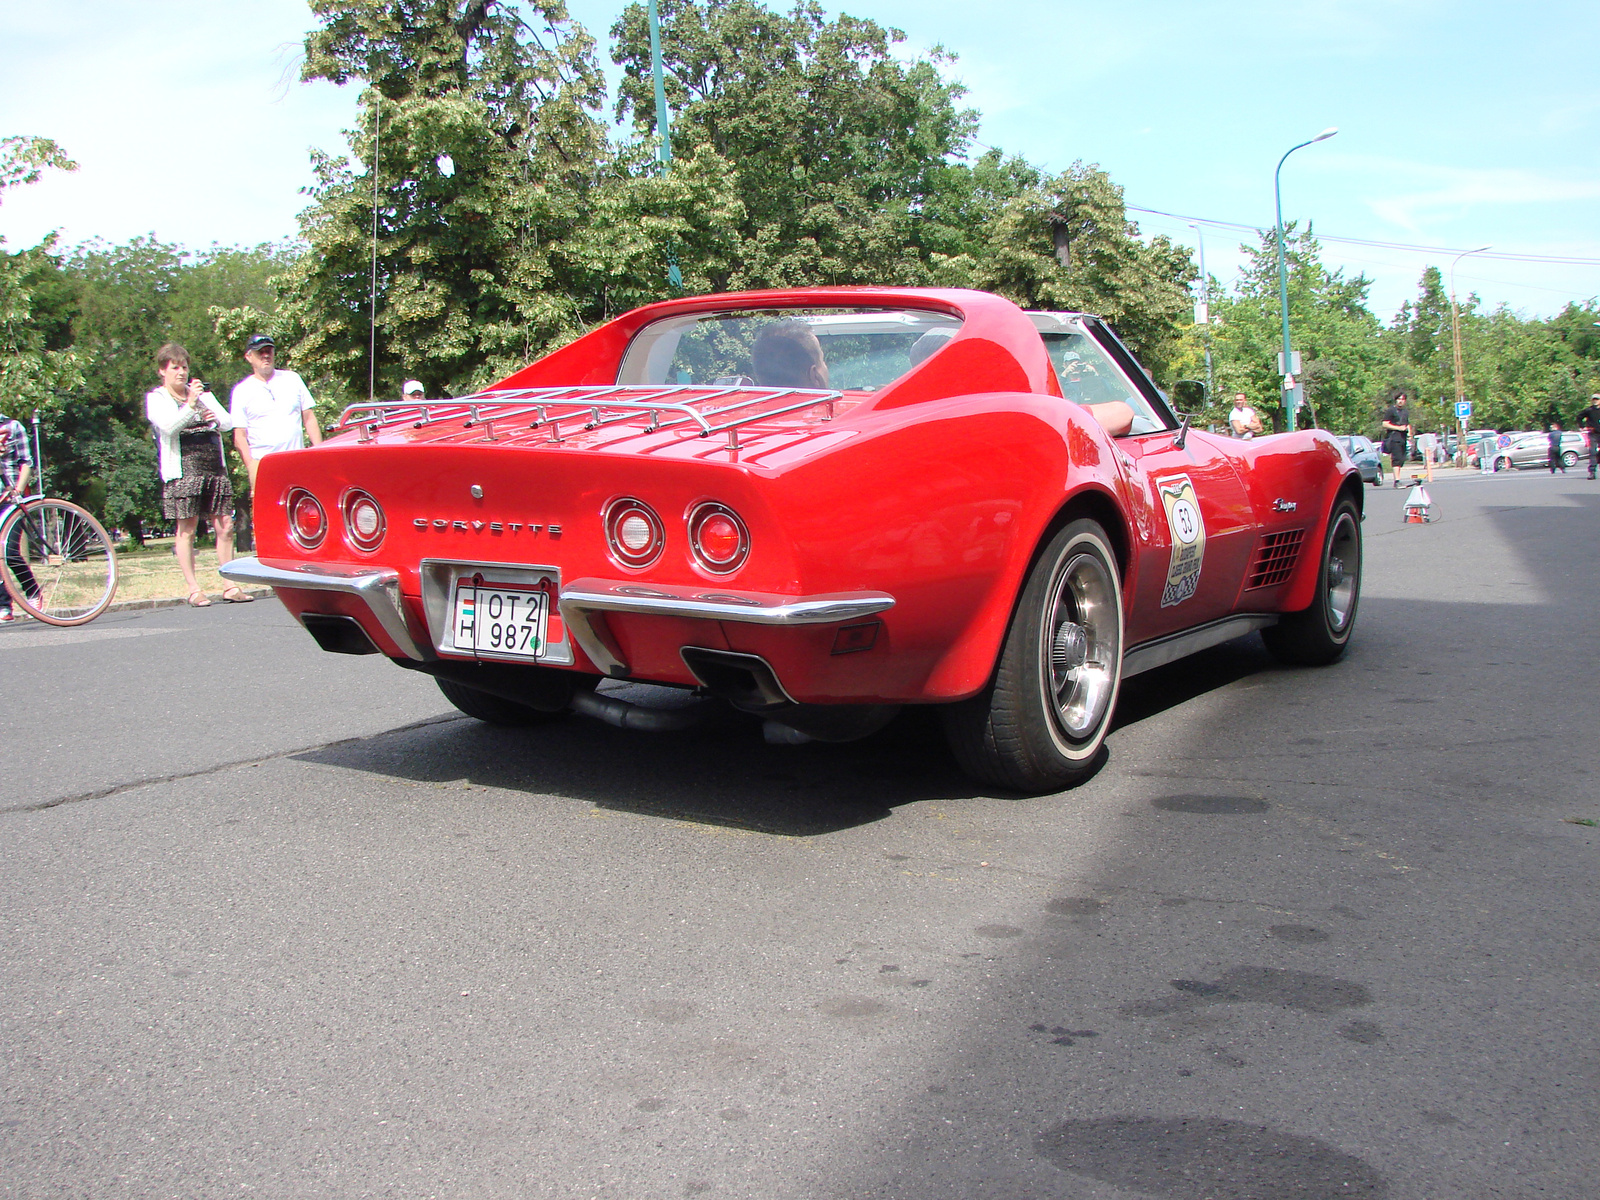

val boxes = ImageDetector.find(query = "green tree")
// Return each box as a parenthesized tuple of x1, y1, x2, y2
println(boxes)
(278, 0, 744, 403)
(36, 238, 291, 537)
(0, 137, 84, 464)
(931, 156, 1196, 378)
(1206, 223, 1385, 434)
(611, 0, 976, 291)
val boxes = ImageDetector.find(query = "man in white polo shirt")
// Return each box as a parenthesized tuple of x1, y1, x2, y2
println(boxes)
(229, 334, 323, 490)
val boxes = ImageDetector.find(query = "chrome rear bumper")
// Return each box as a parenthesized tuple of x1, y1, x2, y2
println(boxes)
(218, 556, 430, 662)
(219, 558, 894, 678)
(558, 578, 895, 677)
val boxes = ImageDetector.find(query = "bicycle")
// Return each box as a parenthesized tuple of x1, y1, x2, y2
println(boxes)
(0, 492, 119, 626)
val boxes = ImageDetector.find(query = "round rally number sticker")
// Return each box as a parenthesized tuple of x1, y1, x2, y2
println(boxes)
(1170, 498, 1200, 544)
(1157, 476, 1207, 607)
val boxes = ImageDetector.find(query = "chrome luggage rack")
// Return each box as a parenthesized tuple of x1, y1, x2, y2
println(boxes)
(335, 384, 845, 453)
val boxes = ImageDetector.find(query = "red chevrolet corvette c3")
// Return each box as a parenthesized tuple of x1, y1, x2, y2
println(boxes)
(222, 287, 1362, 792)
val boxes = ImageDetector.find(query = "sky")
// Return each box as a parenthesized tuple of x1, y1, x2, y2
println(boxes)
(3, 0, 1597, 323)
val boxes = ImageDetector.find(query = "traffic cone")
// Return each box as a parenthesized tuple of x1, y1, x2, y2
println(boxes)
(1404, 484, 1433, 523)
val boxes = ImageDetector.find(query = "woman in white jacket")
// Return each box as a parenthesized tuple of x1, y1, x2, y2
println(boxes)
(145, 342, 251, 606)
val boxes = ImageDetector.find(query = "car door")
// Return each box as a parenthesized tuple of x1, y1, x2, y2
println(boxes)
(1116, 428, 1258, 644)
(1039, 316, 1258, 645)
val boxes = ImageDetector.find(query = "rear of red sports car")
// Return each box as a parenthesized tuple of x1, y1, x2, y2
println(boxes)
(223, 288, 1117, 754)
(223, 285, 1361, 792)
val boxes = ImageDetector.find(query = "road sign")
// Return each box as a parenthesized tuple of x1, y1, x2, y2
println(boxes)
(1455, 401, 1472, 420)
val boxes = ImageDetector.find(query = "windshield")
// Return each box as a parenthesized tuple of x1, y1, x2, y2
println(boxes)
(619, 307, 964, 391)
(1036, 330, 1166, 435)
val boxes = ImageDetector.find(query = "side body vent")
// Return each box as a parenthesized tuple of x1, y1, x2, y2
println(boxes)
(1246, 529, 1306, 589)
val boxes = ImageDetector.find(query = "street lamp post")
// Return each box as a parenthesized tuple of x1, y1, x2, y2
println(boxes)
(1189, 223, 1216, 403)
(1449, 244, 1491, 461)
(647, 0, 683, 289)
(1275, 127, 1337, 433)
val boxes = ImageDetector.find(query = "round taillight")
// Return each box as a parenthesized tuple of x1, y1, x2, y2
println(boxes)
(343, 489, 386, 551)
(604, 498, 664, 568)
(287, 489, 326, 549)
(687, 502, 749, 574)
(619, 514, 653, 552)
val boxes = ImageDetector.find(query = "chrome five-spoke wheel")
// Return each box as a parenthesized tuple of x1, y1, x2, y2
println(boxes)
(943, 518, 1124, 793)
(1263, 493, 1362, 666)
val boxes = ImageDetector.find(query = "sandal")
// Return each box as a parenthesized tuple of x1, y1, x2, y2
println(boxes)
(221, 586, 254, 603)
(187, 591, 213, 608)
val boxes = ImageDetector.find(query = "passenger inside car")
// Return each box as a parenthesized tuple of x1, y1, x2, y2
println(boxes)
(752, 321, 831, 389)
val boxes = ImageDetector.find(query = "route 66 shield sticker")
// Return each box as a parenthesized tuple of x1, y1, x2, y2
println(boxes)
(1158, 475, 1206, 607)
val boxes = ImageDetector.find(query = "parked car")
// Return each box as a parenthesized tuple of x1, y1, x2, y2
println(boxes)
(1491, 431, 1585, 471)
(222, 287, 1363, 793)
(1462, 429, 1500, 466)
(1337, 435, 1384, 486)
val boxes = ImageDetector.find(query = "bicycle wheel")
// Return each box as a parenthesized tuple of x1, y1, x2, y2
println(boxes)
(1, 499, 119, 626)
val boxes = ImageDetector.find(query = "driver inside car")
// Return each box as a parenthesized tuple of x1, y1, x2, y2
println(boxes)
(752, 321, 831, 389)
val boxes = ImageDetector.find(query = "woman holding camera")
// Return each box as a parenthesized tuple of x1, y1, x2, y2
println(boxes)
(145, 342, 251, 606)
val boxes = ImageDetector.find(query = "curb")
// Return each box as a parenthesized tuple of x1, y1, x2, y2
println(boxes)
(106, 586, 276, 614)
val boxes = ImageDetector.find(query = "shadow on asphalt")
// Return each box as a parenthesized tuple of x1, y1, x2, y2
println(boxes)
(293, 634, 1278, 836)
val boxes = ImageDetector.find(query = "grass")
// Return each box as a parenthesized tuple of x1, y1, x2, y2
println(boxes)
(113, 538, 240, 603)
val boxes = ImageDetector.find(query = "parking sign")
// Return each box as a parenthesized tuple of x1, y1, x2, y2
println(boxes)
(1455, 401, 1472, 420)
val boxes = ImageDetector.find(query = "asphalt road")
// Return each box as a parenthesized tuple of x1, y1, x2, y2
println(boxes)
(1, 468, 1595, 1200)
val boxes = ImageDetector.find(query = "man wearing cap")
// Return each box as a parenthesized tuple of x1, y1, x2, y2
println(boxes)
(402, 380, 425, 401)
(1575, 394, 1600, 480)
(229, 335, 322, 490)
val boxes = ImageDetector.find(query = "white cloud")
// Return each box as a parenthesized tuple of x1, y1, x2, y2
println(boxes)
(1361, 163, 1600, 231)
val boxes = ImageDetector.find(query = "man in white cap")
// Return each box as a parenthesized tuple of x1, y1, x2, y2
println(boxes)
(403, 380, 425, 401)
(229, 334, 322, 490)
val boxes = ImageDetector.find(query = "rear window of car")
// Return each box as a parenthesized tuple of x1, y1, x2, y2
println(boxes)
(617, 307, 963, 391)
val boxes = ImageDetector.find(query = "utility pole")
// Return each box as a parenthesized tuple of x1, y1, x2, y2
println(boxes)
(1189, 223, 1215, 403)
(1275, 128, 1337, 433)
(369, 95, 380, 403)
(1449, 245, 1491, 458)
(648, 0, 683, 289)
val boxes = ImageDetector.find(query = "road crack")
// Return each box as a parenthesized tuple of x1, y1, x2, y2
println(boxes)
(2, 713, 466, 815)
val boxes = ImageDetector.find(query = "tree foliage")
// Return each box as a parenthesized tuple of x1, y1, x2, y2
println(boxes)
(10, 1, 1598, 522)
(277, 0, 744, 402)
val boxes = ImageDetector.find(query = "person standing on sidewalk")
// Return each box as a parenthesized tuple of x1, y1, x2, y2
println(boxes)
(146, 343, 251, 607)
(229, 335, 322, 492)
(1381, 392, 1412, 488)
(1229, 392, 1264, 438)
(1575, 395, 1600, 479)
(1547, 420, 1568, 474)
(0, 410, 39, 622)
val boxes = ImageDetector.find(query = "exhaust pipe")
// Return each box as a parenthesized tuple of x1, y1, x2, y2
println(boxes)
(569, 688, 713, 732)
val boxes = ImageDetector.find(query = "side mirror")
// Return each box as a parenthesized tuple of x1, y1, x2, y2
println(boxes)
(1170, 380, 1205, 449)
(1171, 379, 1206, 410)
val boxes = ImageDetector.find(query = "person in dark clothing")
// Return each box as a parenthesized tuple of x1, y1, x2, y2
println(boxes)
(1381, 393, 1412, 488)
(1547, 421, 1568, 474)
(1575, 394, 1600, 479)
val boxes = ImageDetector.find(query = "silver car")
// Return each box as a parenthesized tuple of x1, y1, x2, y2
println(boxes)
(1491, 431, 1586, 471)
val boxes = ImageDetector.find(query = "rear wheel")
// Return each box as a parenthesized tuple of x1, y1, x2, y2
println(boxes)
(1263, 495, 1361, 666)
(1371, 466, 1383, 488)
(436, 677, 567, 726)
(1562, 450, 1579, 468)
(1, 500, 118, 626)
(943, 519, 1123, 793)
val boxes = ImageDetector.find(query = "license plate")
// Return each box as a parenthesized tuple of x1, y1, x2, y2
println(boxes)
(452, 582, 548, 660)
